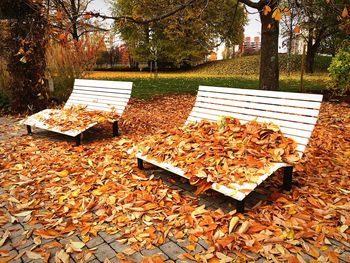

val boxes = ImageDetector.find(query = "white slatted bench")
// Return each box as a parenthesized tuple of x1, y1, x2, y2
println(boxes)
(136, 86, 323, 212)
(23, 79, 133, 145)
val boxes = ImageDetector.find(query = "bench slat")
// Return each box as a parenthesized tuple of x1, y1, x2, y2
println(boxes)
(65, 101, 125, 111)
(69, 93, 130, 103)
(186, 112, 315, 132)
(199, 85, 323, 102)
(70, 90, 131, 99)
(191, 106, 317, 125)
(195, 97, 320, 116)
(73, 86, 132, 95)
(66, 97, 128, 108)
(75, 79, 133, 90)
(197, 91, 321, 109)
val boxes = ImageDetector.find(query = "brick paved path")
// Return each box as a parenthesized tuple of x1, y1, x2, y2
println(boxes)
(1, 117, 349, 262)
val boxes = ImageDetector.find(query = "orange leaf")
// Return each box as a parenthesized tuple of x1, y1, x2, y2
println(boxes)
(342, 7, 348, 18)
(327, 250, 339, 263)
(293, 25, 300, 33)
(263, 5, 272, 16)
(34, 229, 61, 239)
(307, 196, 321, 208)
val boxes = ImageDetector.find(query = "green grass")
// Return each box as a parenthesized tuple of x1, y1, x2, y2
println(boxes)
(97, 76, 328, 100)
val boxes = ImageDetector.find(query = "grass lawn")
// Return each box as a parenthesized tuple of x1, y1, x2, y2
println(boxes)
(87, 71, 329, 100)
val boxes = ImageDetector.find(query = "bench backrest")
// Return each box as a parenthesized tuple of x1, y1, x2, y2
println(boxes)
(64, 79, 133, 115)
(187, 86, 323, 155)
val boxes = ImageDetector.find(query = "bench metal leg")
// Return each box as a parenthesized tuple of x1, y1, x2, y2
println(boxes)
(26, 125, 32, 135)
(236, 200, 245, 213)
(283, 166, 293, 191)
(112, 121, 118, 137)
(75, 133, 82, 146)
(137, 158, 144, 170)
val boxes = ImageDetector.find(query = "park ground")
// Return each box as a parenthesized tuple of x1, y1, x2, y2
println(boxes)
(85, 71, 329, 100)
(0, 93, 350, 262)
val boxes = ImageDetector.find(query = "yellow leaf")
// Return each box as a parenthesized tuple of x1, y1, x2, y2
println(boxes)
(185, 244, 196, 251)
(272, 8, 282, 21)
(340, 225, 348, 233)
(0, 230, 10, 247)
(70, 240, 85, 250)
(57, 170, 69, 177)
(14, 164, 23, 170)
(55, 250, 69, 263)
(229, 216, 239, 234)
(14, 211, 32, 217)
(26, 251, 43, 260)
(238, 221, 250, 234)
(215, 252, 233, 263)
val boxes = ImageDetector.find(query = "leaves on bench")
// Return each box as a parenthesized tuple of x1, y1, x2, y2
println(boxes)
(134, 117, 300, 193)
(30, 105, 119, 132)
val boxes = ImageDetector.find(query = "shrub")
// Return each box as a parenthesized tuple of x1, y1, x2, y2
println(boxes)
(328, 42, 350, 95)
(46, 36, 104, 101)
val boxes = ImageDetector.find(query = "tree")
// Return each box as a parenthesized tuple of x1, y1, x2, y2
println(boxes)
(0, 0, 49, 112)
(280, 0, 301, 76)
(95, 0, 349, 90)
(48, 0, 108, 41)
(293, 0, 348, 73)
(112, 0, 246, 68)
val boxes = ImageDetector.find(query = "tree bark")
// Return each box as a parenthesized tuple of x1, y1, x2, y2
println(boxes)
(259, 2, 279, 90)
(306, 33, 322, 74)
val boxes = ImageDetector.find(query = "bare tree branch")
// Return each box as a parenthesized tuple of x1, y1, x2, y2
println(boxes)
(89, 0, 201, 24)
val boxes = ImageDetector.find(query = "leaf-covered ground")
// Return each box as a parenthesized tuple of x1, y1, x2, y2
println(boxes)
(0, 95, 349, 262)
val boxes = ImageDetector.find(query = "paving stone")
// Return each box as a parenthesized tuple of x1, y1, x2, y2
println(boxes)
(141, 247, 169, 260)
(11, 236, 34, 250)
(22, 223, 43, 231)
(98, 231, 120, 244)
(70, 250, 97, 263)
(129, 251, 143, 262)
(57, 235, 81, 246)
(159, 241, 186, 261)
(4, 249, 21, 263)
(48, 247, 62, 263)
(107, 257, 118, 263)
(86, 235, 105, 248)
(94, 244, 116, 261)
(109, 240, 130, 253)
(179, 241, 204, 256)
(198, 238, 209, 250)
(86, 259, 100, 263)
(8, 224, 24, 239)
(0, 243, 13, 251)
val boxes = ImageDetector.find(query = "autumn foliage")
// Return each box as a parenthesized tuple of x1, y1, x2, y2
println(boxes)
(2, 0, 49, 113)
(0, 96, 349, 261)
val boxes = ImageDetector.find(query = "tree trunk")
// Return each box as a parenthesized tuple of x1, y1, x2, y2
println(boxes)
(306, 36, 321, 74)
(259, 4, 279, 90)
(70, 0, 79, 41)
(5, 0, 49, 112)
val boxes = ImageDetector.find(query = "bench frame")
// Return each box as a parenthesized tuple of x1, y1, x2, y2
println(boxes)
(23, 79, 132, 145)
(135, 86, 323, 212)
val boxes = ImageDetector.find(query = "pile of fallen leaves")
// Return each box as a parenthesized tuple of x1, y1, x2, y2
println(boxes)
(0, 98, 349, 262)
(39, 105, 119, 132)
(135, 117, 299, 192)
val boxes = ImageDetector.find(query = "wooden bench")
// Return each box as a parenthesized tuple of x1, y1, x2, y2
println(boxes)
(136, 86, 323, 212)
(23, 79, 133, 145)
